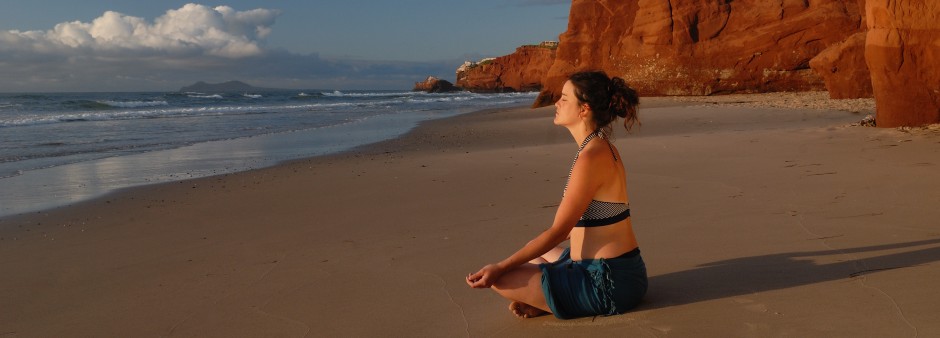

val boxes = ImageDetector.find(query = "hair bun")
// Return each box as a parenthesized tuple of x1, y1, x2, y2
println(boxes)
(607, 77, 635, 119)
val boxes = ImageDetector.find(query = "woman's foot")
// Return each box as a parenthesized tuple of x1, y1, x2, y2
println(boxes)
(509, 301, 547, 318)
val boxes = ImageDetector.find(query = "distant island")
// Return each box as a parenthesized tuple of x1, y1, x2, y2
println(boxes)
(179, 81, 286, 93)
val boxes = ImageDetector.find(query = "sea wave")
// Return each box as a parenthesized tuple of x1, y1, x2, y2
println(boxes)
(0, 102, 370, 128)
(97, 100, 170, 108)
(64, 100, 114, 110)
(322, 90, 425, 98)
(1, 109, 208, 127)
(188, 94, 224, 99)
(293, 92, 322, 99)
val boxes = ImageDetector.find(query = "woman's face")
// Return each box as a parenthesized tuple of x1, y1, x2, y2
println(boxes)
(554, 80, 583, 127)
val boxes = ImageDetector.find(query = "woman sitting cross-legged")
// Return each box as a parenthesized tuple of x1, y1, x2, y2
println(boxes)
(466, 71, 647, 319)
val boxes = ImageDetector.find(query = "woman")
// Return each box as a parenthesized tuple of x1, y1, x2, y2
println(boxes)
(466, 71, 646, 319)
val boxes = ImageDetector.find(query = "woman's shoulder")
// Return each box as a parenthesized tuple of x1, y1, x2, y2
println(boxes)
(576, 140, 618, 167)
(583, 139, 617, 156)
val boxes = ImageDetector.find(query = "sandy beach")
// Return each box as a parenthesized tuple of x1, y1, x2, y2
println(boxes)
(2, 93, 939, 337)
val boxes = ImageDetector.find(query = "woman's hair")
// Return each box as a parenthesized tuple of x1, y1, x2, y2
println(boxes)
(569, 71, 640, 134)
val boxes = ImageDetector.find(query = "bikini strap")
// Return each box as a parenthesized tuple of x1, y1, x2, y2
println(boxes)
(579, 131, 618, 161)
(564, 131, 602, 195)
(606, 139, 618, 161)
(577, 131, 599, 153)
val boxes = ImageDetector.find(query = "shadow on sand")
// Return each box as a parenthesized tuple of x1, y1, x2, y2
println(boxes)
(640, 238, 940, 310)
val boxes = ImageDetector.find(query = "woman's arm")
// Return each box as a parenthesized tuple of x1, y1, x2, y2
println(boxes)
(467, 148, 607, 288)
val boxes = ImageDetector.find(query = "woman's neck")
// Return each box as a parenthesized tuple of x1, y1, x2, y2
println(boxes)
(568, 125, 597, 146)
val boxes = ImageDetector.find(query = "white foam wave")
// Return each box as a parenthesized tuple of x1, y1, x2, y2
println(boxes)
(98, 100, 169, 108)
(1, 101, 371, 128)
(243, 94, 262, 99)
(189, 94, 223, 99)
(322, 90, 423, 98)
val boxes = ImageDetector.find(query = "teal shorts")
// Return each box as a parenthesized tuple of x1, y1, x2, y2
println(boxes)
(539, 247, 648, 319)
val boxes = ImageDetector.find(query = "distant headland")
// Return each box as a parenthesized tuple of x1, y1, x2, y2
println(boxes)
(179, 81, 285, 93)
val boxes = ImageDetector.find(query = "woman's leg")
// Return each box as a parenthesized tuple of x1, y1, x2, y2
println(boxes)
(491, 263, 550, 317)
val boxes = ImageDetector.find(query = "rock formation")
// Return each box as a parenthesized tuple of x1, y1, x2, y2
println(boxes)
(456, 43, 557, 92)
(864, 0, 940, 127)
(449, 0, 935, 127)
(809, 32, 872, 99)
(535, 0, 866, 107)
(412, 76, 460, 93)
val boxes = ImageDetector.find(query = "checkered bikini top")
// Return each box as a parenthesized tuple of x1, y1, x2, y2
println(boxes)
(565, 131, 631, 227)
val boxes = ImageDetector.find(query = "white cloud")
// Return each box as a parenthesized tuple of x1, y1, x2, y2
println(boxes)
(1, 3, 280, 58)
(0, 4, 456, 92)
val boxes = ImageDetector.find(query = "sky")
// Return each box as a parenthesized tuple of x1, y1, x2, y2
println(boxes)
(0, 0, 570, 92)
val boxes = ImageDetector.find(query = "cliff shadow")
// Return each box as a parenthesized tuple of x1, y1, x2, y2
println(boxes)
(638, 238, 940, 310)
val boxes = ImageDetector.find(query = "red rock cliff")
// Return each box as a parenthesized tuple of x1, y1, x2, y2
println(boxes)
(535, 0, 866, 106)
(456, 44, 556, 92)
(864, 0, 940, 127)
(809, 31, 872, 99)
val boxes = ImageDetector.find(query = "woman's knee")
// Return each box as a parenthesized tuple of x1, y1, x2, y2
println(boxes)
(492, 264, 541, 291)
(491, 265, 550, 311)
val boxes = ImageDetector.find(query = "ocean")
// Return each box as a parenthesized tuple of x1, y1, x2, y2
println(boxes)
(0, 90, 539, 217)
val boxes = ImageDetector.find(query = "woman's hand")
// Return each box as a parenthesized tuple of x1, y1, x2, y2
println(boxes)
(466, 263, 504, 288)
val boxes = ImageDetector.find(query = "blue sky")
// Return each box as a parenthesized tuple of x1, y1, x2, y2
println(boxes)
(0, 1, 569, 91)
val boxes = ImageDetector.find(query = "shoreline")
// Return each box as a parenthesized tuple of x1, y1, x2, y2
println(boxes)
(0, 103, 555, 224)
(0, 103, 533, 219)
(0, 90, 890, 219)
(0, 93, 712, 221)
(2, 93, 939, 336)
